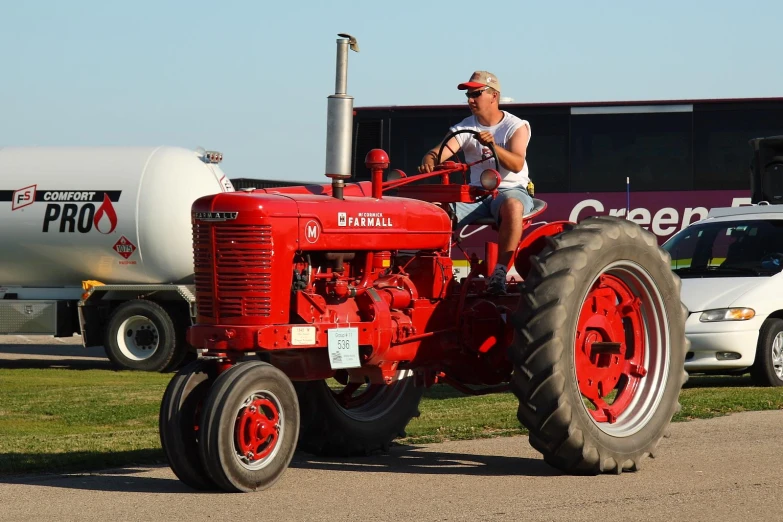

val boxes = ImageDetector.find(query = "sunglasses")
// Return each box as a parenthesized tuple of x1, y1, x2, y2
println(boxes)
(465, 88, 489, 99)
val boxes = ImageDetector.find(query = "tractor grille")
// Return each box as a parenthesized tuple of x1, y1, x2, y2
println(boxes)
(193, 223, 273, 319)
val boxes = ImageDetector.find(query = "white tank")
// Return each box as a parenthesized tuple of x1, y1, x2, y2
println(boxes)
(0, 146, 234, 289)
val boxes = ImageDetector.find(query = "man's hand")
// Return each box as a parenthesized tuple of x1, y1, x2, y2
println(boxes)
(476, 131, 495, 147)
(418, 151, 437, 173)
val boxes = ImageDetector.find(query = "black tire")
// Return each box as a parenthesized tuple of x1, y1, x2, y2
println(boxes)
(161, 307, 194, 373)
(510, 216, 688, 474)
(750, 318, 783, 387)
(199, 361, 299, 492)
(295, 371, 423, 456)
(159, 360, 217, 490)
(104, 300, 178, 372)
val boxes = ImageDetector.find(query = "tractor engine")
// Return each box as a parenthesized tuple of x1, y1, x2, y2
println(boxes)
(188, 181, 488, 383)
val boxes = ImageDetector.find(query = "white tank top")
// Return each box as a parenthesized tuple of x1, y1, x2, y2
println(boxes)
(449, 111, 531, 189)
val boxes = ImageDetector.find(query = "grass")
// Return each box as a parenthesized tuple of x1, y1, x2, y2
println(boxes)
(0, 369, 169, 474)
(0, 369, 781, 475)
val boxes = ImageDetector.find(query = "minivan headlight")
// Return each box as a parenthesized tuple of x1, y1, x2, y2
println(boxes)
(699, 308, 755, 322)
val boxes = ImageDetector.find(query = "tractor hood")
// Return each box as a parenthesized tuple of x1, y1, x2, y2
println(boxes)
(291, 193, 452, 252)
(192, 187, 453, 253)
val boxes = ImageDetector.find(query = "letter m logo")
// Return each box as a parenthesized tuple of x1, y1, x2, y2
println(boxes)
(304, 220, 320, 244)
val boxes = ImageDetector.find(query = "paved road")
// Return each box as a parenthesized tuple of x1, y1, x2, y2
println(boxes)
(1, 337, 781, 521)
(0, 412, 780, 521)
(0, 334, 111, 369)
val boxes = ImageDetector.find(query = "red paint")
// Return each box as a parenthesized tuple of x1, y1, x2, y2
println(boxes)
(94, 193, 118, 234)
(575, 274, 645, 424)
(112, 235, 136, 259)
(188, 153, 651, 423)
(234, 396, 280, 461)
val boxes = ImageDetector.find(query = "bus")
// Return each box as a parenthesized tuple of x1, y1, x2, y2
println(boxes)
(351, 97, 783, 245)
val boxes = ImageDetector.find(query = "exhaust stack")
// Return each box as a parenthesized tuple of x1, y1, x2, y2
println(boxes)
(325, 33, 359, 200)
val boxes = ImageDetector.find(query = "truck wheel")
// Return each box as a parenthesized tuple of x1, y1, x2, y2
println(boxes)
(104, 300, 178, 372)
(510, 216, 688, 474)
(161, 307, 194, 373)
(159, 360, 217, 490)
(750, 318, 783, 387)
(198, 361, 299, 492)
(295, 370, 423, 456)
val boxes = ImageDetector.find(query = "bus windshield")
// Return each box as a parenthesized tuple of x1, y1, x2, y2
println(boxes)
(663, 219, 783, 277)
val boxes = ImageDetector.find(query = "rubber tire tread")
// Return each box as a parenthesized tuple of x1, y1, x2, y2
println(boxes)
(160, 306, 193, 373)
(198, 361, 300, 492)
(295, 377, 423, 457)
(750, 318, 783, 387)
(509, 216, 689, 475)
(159, 360, 217, 490)
(104, 299, 177, 372)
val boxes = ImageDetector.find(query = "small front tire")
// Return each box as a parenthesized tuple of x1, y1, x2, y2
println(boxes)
(159, 360, 217, 490)
(199, 361, 299, 492)
(750, 318, 783, 387)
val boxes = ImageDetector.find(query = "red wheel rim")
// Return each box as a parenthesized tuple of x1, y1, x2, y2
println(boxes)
(235, 395, 280, 463)
(576, 274, 646, 424)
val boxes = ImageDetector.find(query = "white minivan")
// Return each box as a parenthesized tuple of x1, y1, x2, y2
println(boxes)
(663, 204, 783, 386)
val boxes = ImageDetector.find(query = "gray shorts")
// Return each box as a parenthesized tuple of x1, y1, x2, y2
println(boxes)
(452, 186, 534, 229)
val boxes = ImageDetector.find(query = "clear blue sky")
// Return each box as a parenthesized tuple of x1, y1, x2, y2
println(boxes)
(3, 1, 780, 182)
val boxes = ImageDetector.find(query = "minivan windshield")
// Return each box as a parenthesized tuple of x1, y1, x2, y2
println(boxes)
(663, 219, 783, 277)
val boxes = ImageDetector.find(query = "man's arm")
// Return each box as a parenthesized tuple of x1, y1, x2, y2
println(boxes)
(476, 126, 528, 173)
(418, 135, 461, 173)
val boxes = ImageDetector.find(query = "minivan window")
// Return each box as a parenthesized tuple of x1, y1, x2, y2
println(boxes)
(663, 219, 783, 277)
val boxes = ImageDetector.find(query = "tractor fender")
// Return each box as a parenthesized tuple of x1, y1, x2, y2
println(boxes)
(514, 221, 574, 279)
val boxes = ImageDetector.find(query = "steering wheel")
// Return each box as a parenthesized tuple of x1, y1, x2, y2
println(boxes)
(436, 129, 501, 204)
(761, 253, 783, 269)
(437, 129, 500, 176)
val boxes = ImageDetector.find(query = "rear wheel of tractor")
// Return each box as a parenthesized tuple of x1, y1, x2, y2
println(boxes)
(104, 300, 178, 372)
(750, 318, 783, 387)
(199, 361, 299, 492)
(159, 360, 218, 490)
(295, 370, 423, 456)
(510, 216, 688, 474)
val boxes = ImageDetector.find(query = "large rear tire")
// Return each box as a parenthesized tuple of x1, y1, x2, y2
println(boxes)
(295, 370, 423, 456)
(510, 216, 688, 474)
(159, 360, 217, 490)
(199, 361, 299, 492)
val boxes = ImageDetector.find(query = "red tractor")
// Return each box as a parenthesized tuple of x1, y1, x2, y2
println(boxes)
(159, 35, 688, 492)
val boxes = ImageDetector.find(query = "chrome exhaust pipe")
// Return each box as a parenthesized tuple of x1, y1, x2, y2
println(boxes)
(325, 33, 359, 200)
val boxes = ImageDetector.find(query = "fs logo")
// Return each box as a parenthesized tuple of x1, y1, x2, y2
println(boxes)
(305, 220, 321, 244)
(12, 185, 36, 210)
(338, 212, 347, 227)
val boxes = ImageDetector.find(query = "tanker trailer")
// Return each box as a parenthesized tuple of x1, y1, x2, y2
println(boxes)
(0, 146, 234, 371)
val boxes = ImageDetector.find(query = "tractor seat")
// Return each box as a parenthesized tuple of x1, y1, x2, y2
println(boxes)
(470, 198, 547, 226)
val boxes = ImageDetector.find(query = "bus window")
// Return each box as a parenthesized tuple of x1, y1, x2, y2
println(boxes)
(694, 105, 783, 191)
(506, 109, 569, 194)
(352, 118, 385, 178)
(388, 113, 462, 176)
(570, 111, 692, 192)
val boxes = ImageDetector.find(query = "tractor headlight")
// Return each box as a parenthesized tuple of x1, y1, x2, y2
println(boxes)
(699, 308, 755, 322)
(386, 169, 406, 182)
(480, 169, 501, 191)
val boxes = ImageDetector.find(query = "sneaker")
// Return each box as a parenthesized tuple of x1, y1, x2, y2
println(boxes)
(486, 266, 507, 295)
